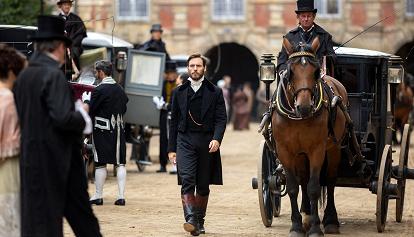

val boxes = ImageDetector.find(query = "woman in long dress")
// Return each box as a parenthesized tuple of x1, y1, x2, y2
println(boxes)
(0, 44, 27, 237)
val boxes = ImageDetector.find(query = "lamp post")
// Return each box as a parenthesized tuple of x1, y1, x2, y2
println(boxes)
(259, 54, 277, 101)
(40, 0, 44, 14)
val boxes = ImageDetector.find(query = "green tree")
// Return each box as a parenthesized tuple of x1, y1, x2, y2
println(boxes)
(0, 0, 53, 26)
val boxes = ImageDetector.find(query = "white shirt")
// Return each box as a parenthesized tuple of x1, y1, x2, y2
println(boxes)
(188, 77, 204, 93)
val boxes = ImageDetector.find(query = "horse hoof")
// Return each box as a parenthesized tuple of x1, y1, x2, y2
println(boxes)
(324, 224, 340, 234)
(288, 231, 305, 237)
(308, 233, 324, 237)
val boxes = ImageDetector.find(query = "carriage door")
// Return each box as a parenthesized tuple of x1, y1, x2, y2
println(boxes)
(123, 50, 166, 127)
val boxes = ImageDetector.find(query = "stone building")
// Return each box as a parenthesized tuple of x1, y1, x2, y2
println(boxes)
(76, 0, 414, 86)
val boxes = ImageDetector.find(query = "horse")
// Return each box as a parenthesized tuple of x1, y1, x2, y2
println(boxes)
(272, 37, 348, 237)
(393, 80, 413, 144)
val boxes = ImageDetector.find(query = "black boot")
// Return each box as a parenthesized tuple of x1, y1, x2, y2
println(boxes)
(181, 194, 199, 236)
(196, 194, 209, 234)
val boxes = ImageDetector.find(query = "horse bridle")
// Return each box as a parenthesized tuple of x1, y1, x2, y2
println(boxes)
(287, 51, 321, 101)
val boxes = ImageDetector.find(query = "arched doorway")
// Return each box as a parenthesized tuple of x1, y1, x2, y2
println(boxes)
(204, 42, 259, 90)
(395, 41, 414, 75)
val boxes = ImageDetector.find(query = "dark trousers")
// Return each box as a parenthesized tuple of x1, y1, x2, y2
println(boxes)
(21, 149, 101, 237)
(159, 110, 168, 168)
(176, 132, 212, 196)
(64, 152, 102, 237)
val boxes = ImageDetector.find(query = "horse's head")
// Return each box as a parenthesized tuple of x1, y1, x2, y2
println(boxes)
(283, 37, 321, 118)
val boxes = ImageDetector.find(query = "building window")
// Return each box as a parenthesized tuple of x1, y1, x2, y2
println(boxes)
(315, 0, 341, 18)
(117, 0, 149, 21)
(407, 0, 414, 16)
(212, 0, 245, 21)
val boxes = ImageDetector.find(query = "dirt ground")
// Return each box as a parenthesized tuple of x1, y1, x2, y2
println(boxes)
(65, 123, 414, 237)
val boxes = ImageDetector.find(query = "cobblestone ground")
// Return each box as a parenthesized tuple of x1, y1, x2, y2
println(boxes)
(65, 123, 414, 237)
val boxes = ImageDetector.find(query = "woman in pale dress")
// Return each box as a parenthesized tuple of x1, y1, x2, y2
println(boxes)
(0, 44, 26, 237)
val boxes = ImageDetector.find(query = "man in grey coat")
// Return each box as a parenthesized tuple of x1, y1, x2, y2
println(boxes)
(13, 15, 101, 237)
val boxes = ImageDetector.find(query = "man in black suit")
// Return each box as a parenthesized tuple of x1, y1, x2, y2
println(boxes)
(168, 54, 227, 236)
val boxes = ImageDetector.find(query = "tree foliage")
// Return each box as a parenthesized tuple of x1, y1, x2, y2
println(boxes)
(0, 0, 53, 26)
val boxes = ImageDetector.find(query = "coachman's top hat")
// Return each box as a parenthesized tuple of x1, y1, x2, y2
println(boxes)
(30, 15, 72, 46)
(295, 0, 318, 14)
(57, 0, 73, 4)
(165, 60, 177, 72)
(150, 24, 163, 33)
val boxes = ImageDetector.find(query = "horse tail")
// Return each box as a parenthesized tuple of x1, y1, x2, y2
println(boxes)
(319, 186, 327, 210)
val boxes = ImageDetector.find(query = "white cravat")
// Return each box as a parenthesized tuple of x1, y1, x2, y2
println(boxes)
(188, 77, 204, 93)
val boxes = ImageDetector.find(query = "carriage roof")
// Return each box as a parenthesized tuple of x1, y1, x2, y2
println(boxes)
(334, 47, 391, 58)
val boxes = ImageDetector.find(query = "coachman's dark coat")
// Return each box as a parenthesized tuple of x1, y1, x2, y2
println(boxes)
(89, 78, 129, 165)
(168, 79, 227, 185)
(277, 23, 335, 73)
(14, 52, 100, 236)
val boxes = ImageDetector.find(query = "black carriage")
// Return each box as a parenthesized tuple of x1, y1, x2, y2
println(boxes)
(252, 47, 414, 232)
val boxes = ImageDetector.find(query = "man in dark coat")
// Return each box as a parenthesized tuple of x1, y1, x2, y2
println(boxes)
(277, 0, 335, 79)
(155, 60, 177, 173)
(57, 0, 87, 80)
(85, 60, 129, 206)
(13, 15, 101, 237)
(168, 54, 227, 236)
(139, 23, 171, 61)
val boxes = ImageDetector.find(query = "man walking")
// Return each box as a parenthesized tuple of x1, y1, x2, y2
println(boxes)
(86, 60, 129, 206)
(13, 15, 101, 237)
(168, 54, 227, 236)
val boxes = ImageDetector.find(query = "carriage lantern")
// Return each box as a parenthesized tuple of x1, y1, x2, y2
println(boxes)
(116, 51, 128, 72)
(388, 56, 404, 84)
(260, 54, 277, 101)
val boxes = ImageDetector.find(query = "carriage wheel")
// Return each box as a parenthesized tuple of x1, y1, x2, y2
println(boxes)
(376, 144, 392, 233)
(396, 124, 410, 222)
(258, 140, 274, 227)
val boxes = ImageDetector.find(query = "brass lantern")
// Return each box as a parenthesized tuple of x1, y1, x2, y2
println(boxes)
(259, 54, 276, 100)
(116, 51, 128, 72)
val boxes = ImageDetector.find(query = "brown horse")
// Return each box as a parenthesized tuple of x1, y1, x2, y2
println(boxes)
(272, 37, 348, 237)
(393, 80, 413, 143)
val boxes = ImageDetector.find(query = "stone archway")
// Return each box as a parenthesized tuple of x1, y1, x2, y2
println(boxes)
(204, 42, 259, 90)
(395, 41, 414, 75)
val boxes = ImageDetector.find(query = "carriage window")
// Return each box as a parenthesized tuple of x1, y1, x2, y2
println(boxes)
(117, 0, 149, 21)
(212, 0, 245, 21)
(315, 0, 341, 18)
(334, 64, 358, 93)
(407, 0, 414, 16)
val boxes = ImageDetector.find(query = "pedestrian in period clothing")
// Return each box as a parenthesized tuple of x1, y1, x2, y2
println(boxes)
(127, 23, 172, 164)
(13, 15, 101, 237)
(57, 0, 87, 80)
(232, 86, 250, 130)
(85, 60, 129, 206)
(155, 60, 178, 173)
(0, 44, 26, 237)
(277, 0, 335, 80)
(168, 54, 227, 236)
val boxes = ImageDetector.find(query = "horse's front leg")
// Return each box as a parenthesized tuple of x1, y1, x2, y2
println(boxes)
(286, 170, 306, 237)
(323, 147, 341, 234)
(307, 148, 325, 237)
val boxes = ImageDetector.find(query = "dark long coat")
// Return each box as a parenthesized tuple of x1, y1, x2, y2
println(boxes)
(277, 23, 335, 73)
(88, 78, 129, 165)
(168, 79, 227, 184)
(139, 39, 171, 61)
(13, 52, 86, 236)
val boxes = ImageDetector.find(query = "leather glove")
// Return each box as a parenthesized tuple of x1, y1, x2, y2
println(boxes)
(82, 91, 91, 103)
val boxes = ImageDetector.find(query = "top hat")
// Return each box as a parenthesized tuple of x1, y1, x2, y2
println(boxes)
(295, 0, 317, 14)
(30, 15, 72, 46)
(165, 60, 177, 72)
(150, 24, 163, 33)
(57, 0, 73, 5)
